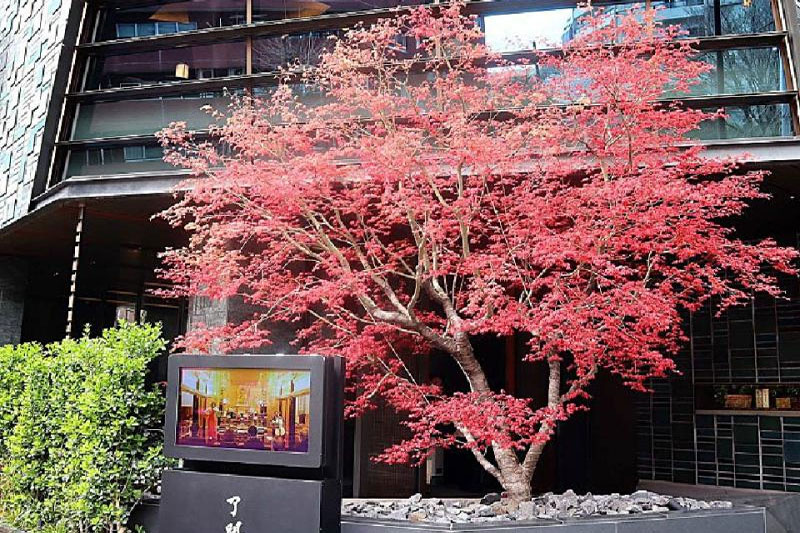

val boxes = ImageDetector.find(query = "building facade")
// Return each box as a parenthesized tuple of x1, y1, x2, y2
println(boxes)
(2, 0, 800, 497)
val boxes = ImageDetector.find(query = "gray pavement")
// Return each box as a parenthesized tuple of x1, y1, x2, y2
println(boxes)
(639, 480, 800, 533)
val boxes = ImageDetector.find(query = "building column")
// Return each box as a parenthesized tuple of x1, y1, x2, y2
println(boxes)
(0, 256, 28, 346)
(186, 295, 294, 354)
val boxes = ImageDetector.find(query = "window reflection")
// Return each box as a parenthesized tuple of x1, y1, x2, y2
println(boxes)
(251, 0, 430, 23)
(65, 144, 173, 178)
(483, 0, 775, 53)
(97, 1, 247, 41)
(691, 47, 785, 97)
(693, 104, 794, 140)
(72, 84, 336, 141)
(658, 0, 714, 37)
(85, 43, 246, 90)
(483, 8, 575, 51)
(72, 93, 233, 140)
(96, 0, 433, 41)
(251, 30, 417, 72)
(252, 30, 341, 72)
(719, 0, 775, 34)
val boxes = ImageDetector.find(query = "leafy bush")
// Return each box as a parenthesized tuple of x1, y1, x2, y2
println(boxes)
(0, 322, 172, 532)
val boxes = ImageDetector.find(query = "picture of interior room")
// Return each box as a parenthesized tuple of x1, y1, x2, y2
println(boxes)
(177, 367, 311, 452)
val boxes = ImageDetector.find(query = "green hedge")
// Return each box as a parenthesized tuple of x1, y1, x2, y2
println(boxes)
(0, 322, 173, 533)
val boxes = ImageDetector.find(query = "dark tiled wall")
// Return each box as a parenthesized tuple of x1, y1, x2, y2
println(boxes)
(691, 272, 800, 384)
(637, 390, 800, 491)
(0, 256, 27, 345)
(636, 272, 800, 492)
(636, 345, 696, 484)
(693, 414, 800, 492)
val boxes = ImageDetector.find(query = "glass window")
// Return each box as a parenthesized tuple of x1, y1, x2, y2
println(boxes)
(96, 0, 432, 41)
(157, 22, 178, 34)
(693, 104, 794, 140)
(687, 47, 786, 96)
(86, 149, 102, 166)
(484, 8, 576, 51)
(137, 23, 157, 37)
(70, 81, 346, 141)
(720, 0, 776, 34)
(123, 145, 145, 161)
(115, 23, 136, 38)
(252, 30, 342, 73)
(718, 46, 785, 95)
(657, 0, 714, 37)
(251, 0, 430, 24)
(72, 93, 233, 140)
(84, 42, 246, 90)
(483, 0, 775, 53)
(97, 1, 247, 41)
(145, 145, 165, 160)
(65, 144, 174, 178)
(483, 2, 713, 52)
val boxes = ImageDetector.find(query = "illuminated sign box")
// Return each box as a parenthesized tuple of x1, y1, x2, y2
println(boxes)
(164, 354, 343, 471)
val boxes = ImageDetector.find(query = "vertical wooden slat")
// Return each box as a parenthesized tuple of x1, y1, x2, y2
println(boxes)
(65, 203, 85, 338)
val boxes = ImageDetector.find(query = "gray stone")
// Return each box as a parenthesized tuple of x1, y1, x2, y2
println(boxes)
(387, 510, 407, 521)
(579, 499, 598, 515)
(480, 492, 501, 505)
(476, 504, 495, 517)
(342, 490, 735, 525)
(517, 501, 537, 519)
(668, 498, 686, 511)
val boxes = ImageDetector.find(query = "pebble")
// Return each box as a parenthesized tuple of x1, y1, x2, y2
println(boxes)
(342, 490, 733, 524)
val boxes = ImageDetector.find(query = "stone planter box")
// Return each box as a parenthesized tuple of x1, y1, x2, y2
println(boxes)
(128, 499, 160, 533)
(341, 507, 765, 533)
(123, 499, 765, 533)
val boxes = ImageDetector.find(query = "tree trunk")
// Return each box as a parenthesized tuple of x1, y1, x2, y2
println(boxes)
(429, 283, 559, 502)
(493, 446, 533, 501)
(447, 332, 539, 501)
(450, 340, 561, 502)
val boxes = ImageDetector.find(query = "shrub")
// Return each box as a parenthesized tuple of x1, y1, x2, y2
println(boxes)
(0, 322, 172, 533)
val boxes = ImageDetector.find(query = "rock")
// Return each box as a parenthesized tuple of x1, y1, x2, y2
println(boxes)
(667, 498, 686, 511)
(340, 490, 733, 524)
(476, 504, 495, 517)
(579, 499, 598, 515)
(387, 509, 407, 520)
(480, 492, 501, 505)
(517, 501, 537, 519)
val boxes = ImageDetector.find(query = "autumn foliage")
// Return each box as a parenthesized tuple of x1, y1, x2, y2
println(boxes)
(158, 4, 796, 499)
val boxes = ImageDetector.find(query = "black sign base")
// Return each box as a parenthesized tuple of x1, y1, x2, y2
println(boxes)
(158, 469, 341, 533)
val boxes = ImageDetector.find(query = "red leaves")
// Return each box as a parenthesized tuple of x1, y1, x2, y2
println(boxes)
(158, 3, 796, 481)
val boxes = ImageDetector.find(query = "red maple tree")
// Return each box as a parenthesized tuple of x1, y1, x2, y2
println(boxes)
(158, 4, 796, 499)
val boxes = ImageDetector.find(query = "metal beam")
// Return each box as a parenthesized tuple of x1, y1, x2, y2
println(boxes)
(32, 171, 190, 211)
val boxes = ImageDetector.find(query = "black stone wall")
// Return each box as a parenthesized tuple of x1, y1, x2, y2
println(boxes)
(0, 256, 27, 345)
